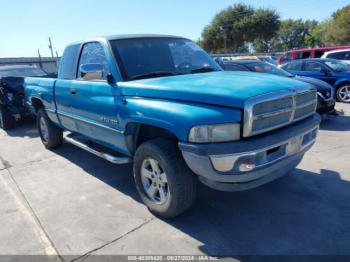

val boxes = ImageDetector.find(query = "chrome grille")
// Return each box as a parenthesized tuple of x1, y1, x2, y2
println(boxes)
(243, 87, 317, 137)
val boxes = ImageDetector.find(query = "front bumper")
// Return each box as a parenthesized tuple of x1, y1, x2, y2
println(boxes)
(179, 114, 321, 191)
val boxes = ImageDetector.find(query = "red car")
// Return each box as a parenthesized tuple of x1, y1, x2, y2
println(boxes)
(278, 46, 350, 65)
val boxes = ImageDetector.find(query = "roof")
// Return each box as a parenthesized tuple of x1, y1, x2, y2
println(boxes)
(71, 34, 188, 45)
(285, 45, 350, 53)
(323, 48, 350, 55)
(284, 58, 341, 64)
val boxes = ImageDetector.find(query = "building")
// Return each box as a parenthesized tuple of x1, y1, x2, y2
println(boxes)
(0, 57, 59, 74)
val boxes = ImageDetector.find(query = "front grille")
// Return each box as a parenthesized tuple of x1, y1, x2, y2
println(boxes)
(243, 87, 317, 137)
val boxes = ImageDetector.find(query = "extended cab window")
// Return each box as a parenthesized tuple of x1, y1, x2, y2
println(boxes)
(78, 42, 109, 80)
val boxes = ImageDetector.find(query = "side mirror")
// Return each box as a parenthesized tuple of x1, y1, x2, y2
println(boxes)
(80, 63, 103, 80)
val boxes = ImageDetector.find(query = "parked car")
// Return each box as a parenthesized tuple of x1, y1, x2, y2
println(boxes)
(0, 65, 50, 130)
(220, 60, 335, 115)
(321, 49, 350, 65)
(25, 35, 320, 218)
(277, 46, 350, 65)
(281, 58, 350, 103)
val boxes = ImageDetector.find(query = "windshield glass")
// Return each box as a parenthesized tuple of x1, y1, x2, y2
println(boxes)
(245, 62, 292, 77)
(324, 60, 350, 72)
(0, 67, 47, 78)
(110, 37, 221, 81)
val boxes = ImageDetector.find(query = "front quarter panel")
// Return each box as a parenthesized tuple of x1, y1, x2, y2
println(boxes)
(121, 98, 242, 142)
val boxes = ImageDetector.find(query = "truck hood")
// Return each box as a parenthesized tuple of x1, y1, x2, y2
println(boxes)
(118, 71, 310, 108)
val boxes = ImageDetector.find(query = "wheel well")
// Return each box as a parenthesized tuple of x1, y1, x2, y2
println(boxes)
(31, 98, 44, 113)
(125, 123, 178, 154)
(336, 81, 350, 90)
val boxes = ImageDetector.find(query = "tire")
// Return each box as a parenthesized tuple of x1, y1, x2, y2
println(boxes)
(133, 138, 197, 218)
(37, 109, 63, 149)
(0, 105, 15, 130)
(336, 85, 350, 103)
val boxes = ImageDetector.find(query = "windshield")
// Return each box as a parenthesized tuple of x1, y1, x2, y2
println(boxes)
(245, 62, 292, 77)
(0, 67, 47, 78)
(110, 37, 221, 81)
(324, 60, 350, 72)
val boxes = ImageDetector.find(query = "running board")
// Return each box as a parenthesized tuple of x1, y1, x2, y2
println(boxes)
(64, 134, 132, 164)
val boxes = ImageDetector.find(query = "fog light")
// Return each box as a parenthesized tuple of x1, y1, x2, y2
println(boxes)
(238, 161, 256, 172)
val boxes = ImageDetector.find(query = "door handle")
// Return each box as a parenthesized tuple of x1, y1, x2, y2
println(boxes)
(70, 89, 77, 96)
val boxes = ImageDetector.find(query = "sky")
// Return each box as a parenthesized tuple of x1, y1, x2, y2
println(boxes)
(0, 0, 349, 57)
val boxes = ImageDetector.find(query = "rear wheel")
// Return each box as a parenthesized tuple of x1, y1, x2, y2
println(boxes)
(336, 85, 350, 103)
(133, 138, 197, 218)
(0, 106, 15, 130)
(37, 109, 63, 149)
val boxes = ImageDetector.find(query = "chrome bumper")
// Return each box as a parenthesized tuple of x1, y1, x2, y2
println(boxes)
(210, 127, 317, 173)
(179, 114, 321, 191)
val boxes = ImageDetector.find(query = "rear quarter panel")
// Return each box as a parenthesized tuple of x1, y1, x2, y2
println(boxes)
(25, 77, 59, 123)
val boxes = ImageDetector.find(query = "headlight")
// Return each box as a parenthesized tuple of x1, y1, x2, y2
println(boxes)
(188, 123, 241, 143)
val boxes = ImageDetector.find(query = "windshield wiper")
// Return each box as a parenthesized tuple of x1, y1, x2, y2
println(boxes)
(190, 66, 217, 74)
(130, 71, 175, 80)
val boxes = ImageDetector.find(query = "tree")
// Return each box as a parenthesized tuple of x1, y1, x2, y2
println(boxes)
(269, 19, 318, 51)
(325, 5, 350, 45)
(201, 4, 280, 53)
(305, 20, 331, 47)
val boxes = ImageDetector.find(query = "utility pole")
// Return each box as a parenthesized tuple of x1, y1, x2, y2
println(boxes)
(37, 49, 43, 69)
(48, 37, 54, 58)
(48, 37, 58, 71)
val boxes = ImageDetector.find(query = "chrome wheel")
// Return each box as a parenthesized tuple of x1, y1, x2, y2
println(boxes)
(337, 85, 350, 103)
(141, 158, 169, 204)
(39, 117, 49, 142)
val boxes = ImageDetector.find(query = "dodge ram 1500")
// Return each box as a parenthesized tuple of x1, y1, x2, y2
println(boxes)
(25, 35, 321, 218)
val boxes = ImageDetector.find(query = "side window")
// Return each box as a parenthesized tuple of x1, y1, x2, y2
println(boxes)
(78, 42, 109, 80)
(328, 51, 350, 60)
(59, 44, 80, 80)
(283, 61, 302, 71)
(304, 62, 325, 72)
(295, 52, 310, 60)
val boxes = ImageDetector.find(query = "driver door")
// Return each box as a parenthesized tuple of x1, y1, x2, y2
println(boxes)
(68, 42, 125, 151)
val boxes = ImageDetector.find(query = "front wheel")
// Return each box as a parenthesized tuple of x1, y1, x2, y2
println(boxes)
(336, 85, 350, 103)
(37, 109, 63, 149)
(133, 138, 197, 218)
(0, 106, 15, 130)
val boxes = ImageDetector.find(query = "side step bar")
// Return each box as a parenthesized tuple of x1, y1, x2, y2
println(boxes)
(64, 135, 132, 164)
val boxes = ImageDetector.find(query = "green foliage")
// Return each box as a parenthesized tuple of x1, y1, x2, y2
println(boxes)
(269, 19, 318, 51)
(201, 4, 279, 53)
(325, 5, 350, 45)
(200, 3, 350, 53)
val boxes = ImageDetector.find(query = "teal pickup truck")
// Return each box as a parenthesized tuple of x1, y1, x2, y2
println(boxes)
(25, 35, 321, 218)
